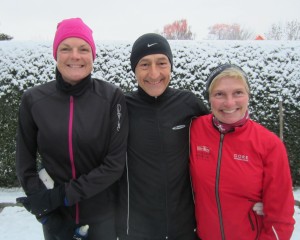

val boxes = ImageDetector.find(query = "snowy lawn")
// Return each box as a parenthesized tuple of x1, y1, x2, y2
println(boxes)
(0, 187, 299, 240)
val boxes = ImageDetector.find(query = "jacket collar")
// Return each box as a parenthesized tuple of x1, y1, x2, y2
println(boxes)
(55, 67, 92, 97)
(137, 86, 172, 103)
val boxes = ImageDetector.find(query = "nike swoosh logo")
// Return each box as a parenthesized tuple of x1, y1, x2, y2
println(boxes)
(147, 43, 158, 47)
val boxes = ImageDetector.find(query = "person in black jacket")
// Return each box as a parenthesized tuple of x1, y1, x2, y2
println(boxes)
(15, 17, 128, 240)
(117, 33, 208, 240)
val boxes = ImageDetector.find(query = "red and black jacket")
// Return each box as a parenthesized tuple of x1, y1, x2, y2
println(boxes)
(190, 114, 295, 240)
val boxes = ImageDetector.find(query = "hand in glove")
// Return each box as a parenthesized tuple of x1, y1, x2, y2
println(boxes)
(16, 185, 66, 217)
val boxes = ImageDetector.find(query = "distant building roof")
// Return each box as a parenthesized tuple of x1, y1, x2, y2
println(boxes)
(255, 35, 265, 40)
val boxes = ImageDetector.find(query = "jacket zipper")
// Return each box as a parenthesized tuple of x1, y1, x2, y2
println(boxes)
(125, 155, 130, 235)
(155, 97, 169, 239)
(216, 133, 225, 240)
(68, 96, 79, 224)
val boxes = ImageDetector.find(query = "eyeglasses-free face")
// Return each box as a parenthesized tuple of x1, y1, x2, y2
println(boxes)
(135, 54, 171, 97)
(56, 37, 93, 85)
(209, 77, 249, 124)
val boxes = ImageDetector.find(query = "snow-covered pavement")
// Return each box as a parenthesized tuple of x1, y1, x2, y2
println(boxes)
(0, 187, 299, 240)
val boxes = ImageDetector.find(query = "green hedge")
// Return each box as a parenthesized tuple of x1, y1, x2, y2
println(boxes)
(0, 40, 299, 187)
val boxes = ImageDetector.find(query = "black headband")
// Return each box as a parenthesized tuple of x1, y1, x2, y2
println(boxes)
(205, 63, 250, 99)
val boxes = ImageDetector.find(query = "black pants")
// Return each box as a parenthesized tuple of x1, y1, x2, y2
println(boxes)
(43, 215, 117, 240)
(118, 231, 199, 240)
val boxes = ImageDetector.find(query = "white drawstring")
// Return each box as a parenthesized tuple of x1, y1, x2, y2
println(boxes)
(272, 226, 280, 240)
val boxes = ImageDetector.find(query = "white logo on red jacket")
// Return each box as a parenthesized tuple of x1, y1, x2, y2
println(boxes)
(196, 145, 210, 161)
(197, 145, 210, 153)
(233, 154, 249, 162)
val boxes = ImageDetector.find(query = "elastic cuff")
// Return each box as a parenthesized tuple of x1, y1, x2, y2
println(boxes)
(64, 197, 69, 206)
(38, 217, 48, 225)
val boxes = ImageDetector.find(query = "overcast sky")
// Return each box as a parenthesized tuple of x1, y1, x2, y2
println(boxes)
(0, 0, 299, 41)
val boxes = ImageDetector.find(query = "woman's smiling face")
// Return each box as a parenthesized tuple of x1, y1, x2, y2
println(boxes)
(56, 37, 93, 85)
(209, 77, 249, 124)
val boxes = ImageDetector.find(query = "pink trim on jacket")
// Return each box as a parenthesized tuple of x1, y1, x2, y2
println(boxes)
(68, 96, 79, 223)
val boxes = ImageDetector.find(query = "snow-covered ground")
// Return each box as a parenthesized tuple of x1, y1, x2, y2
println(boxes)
(0, 187, 299, 239)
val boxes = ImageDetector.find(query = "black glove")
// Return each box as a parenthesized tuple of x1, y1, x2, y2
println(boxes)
(39, 210, 76, 240)
(16, 185, 66, 217)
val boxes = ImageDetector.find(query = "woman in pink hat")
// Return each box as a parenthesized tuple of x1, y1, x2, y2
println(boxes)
(16, 18, 128, 240)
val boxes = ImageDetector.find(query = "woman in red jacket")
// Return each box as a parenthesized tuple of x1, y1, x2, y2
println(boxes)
(190, 64, 295, 240)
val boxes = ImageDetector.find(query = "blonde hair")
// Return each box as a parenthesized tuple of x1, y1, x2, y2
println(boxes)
(208, 67, 250, 98)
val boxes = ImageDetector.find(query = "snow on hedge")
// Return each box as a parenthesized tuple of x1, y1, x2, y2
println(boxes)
(0, 40, 300, 185)
(1, 40, 299, 106)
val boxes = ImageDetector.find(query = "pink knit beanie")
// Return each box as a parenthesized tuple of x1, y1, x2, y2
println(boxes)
(53, 18, 96, 60)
